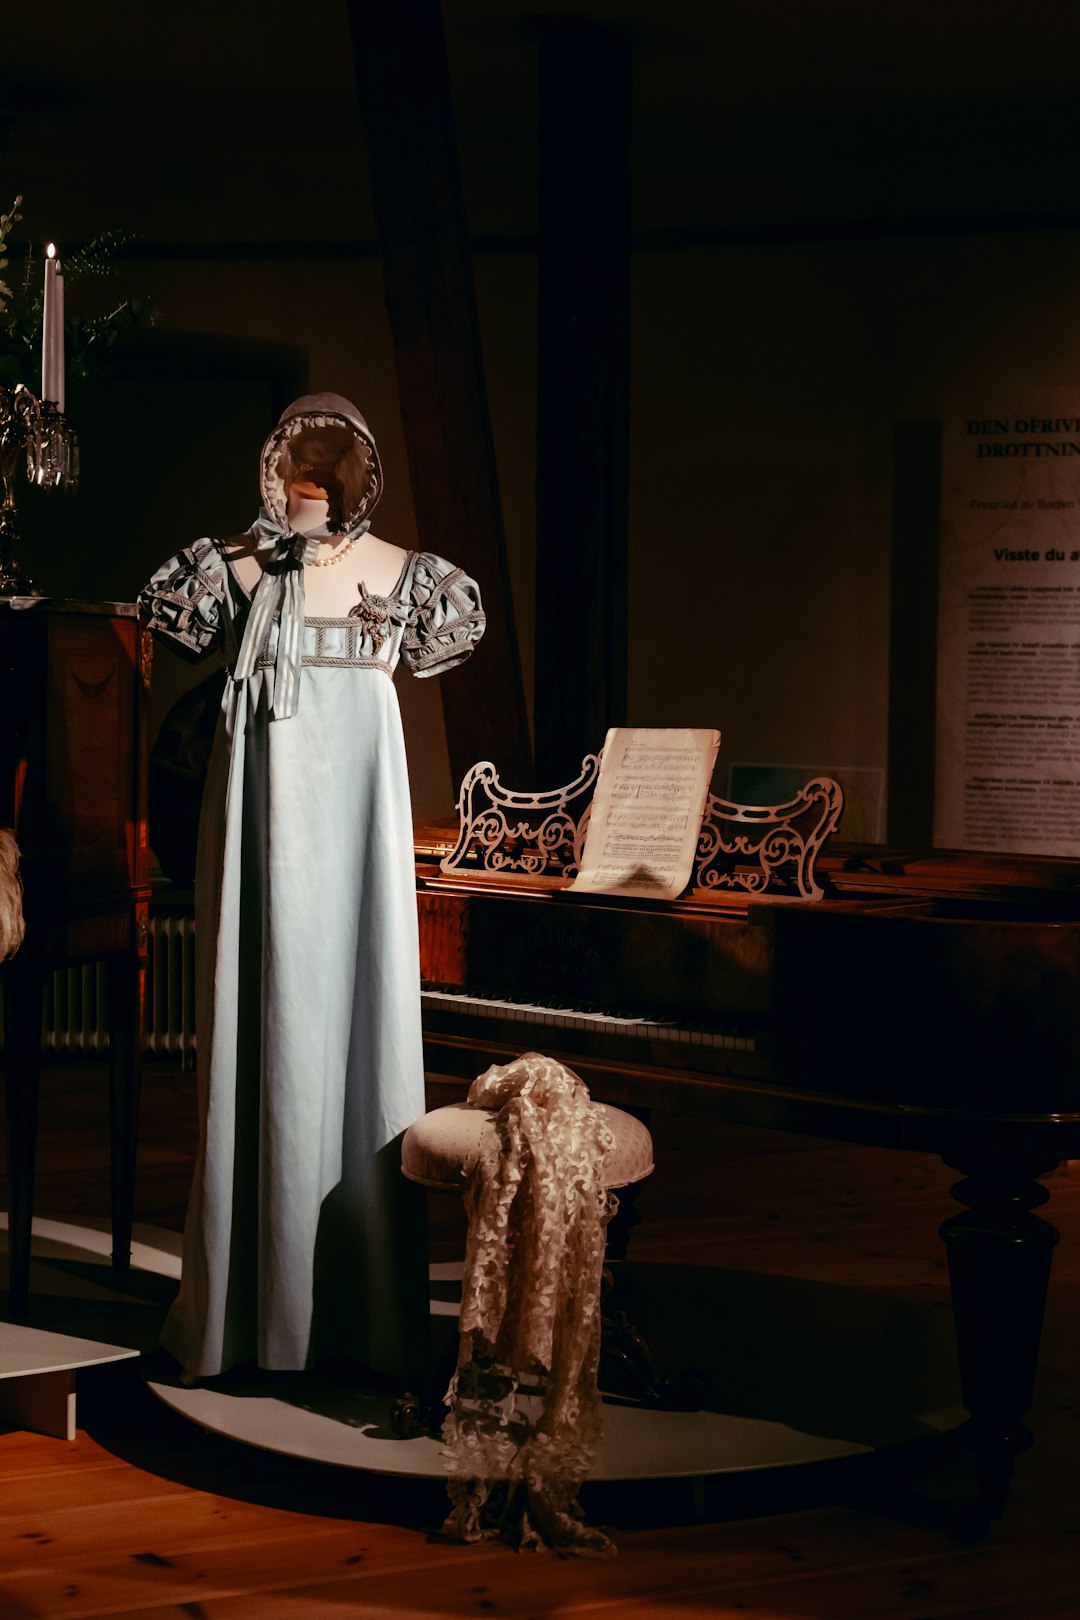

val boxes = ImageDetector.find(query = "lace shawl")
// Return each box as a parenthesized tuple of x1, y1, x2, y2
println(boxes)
(441, 1053, 617, 1558)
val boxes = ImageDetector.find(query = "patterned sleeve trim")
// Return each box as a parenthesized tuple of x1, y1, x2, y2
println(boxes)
(138, 539, 228, 657)
(402, 553, 486, 677)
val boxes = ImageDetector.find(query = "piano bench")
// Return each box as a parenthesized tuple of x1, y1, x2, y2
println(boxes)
(400, 1100, 655, 1192)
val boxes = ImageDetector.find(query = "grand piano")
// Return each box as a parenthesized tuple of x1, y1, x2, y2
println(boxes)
(414, 830, 1080, 1516)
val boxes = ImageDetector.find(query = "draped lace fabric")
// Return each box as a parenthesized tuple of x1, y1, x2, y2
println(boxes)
(442, 1053, 618, 1558)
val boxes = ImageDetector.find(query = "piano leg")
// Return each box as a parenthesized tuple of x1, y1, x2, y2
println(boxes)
(2, 946, 43, 1320)
(106, 941, 146, 1277)
(940, 1154, 1060, 1520)
(605, 1181, 644, 1261)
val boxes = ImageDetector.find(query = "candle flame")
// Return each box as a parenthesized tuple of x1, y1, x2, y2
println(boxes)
(46, 242, 56, 259)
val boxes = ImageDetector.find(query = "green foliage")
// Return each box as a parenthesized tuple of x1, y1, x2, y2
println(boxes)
(0, 193, 23, 320)
(0, 199, 153, 392)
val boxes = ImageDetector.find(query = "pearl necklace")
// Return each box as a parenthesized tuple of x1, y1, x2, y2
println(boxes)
(311, 530, 362, 568)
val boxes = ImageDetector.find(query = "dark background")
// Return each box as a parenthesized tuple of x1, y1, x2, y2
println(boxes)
(5, 0, 1080, 826)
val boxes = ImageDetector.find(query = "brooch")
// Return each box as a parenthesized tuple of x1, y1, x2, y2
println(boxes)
(349, 582, 390, 653)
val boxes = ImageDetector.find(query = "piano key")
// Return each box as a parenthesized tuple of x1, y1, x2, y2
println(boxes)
(420, 986, 754, 1051)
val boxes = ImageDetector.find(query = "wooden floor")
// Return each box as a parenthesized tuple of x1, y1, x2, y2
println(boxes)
(3, 1061, 1080, 1617)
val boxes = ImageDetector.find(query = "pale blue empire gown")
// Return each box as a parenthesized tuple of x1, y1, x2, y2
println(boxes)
(140, 541, 484, 1378)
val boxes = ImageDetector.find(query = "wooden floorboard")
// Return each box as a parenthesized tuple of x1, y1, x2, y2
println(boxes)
(1, 1059, 1079, 1617)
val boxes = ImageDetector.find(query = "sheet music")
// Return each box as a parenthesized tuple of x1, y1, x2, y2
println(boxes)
(571, 726, 721, 900)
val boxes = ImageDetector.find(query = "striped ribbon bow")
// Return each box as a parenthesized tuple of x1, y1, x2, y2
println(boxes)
(232, 507, 371, 720)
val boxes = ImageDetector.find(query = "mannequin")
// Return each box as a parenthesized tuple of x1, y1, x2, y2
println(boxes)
(139, 393, 486, 1385)
(225, 424, 411, 614)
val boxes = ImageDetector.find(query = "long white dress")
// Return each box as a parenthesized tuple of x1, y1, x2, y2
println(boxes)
(140, 538, 484, 1378)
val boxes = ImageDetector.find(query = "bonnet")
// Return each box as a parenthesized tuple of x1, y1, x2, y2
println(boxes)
(233, 393, 384, 719)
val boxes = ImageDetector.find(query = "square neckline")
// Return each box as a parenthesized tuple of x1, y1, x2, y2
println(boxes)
(219, 541, 416, 623)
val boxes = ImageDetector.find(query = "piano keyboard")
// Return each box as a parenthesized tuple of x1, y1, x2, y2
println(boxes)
(420, 986, 756, 1052)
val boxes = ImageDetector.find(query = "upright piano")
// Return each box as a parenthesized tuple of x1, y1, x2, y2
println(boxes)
(415, 836, 1080, 1514)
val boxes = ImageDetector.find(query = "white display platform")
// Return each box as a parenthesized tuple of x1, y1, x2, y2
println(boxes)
(2, 1216, 967, 1482)
(146, 1259, 968, 1482)
(146, 1361, 962, 1483)
(0, 1321, 138, 1440)
(0, 1213, 160, 1440)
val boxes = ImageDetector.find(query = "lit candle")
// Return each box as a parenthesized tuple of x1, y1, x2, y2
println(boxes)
(54, 256, 65, 414)
(41, 243, 58, 406)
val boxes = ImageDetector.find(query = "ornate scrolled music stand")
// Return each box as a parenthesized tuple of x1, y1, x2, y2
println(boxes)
(440, 749, 844, 900)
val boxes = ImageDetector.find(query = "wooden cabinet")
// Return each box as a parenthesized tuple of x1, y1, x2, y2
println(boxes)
(0, 599, 150, 1317)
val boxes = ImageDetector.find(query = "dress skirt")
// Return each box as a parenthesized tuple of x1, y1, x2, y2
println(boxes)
(160, 662, 430, 1378)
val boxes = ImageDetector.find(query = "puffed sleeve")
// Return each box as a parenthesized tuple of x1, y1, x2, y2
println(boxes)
(400, 551, 486, 677)
(138, 538, 228, 658)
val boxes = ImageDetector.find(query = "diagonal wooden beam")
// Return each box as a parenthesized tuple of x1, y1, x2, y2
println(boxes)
(347, 0, 532, 793)
(535, 18, 632, 788)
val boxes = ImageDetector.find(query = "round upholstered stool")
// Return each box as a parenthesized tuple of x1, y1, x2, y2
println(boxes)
(395, 1099, 704, 1429)
(401, 1100, 655, 1192)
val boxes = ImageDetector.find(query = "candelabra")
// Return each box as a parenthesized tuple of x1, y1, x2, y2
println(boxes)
(0, 383, 79, 596)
